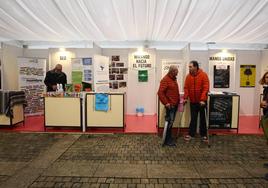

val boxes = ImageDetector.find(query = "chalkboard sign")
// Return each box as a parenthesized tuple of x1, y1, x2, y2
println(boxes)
(209, 95, 232, 128)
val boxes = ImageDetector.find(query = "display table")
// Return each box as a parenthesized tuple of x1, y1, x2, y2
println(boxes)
(158, 93, 240, 133)
(0, 91, 26, 126)
(44, 96, 82, 129)
(0, 104, 24, 126)
(157, 96, 191, 129)
(208, 94, 240, 132)
(85, 92, 125, 128)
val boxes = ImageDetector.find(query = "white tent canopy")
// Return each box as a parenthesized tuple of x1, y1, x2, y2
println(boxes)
(0, 0, 268, 49)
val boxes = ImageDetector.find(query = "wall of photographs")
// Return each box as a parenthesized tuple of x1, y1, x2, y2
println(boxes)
(109, 55, 128, 91)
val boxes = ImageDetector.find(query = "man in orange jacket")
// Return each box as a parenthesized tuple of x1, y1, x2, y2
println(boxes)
(183, 60, 209, 142)
(158, 65, 180, 146)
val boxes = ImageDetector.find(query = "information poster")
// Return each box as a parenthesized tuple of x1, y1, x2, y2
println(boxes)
(213, 65, 230, 88)
(240, 65, 256, 87)
(209, 95, 232, 128)
(18, 58, 46, 115)
(93, 55, 109, 92)
(209, 52, 236, 91)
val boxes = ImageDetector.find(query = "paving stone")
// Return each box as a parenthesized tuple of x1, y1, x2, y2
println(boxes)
(0, 133, 268, 187)
(100, 183, 109, 188)
(141, 179, 150, 184)
(109, 184, 119, 188)
(94, 164, 146, 178)
(147, 165, 199, 178)
(128, 184, 137, 188)
(118, 184, 128, 188)
(195, 164, 251, 178)
(98, 178, 107, 183)
(0, 162, 27, 176)
(43, 161, 98, 177)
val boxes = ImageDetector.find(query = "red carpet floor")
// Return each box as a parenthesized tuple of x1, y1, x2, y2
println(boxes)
(0, 115, 264, 135)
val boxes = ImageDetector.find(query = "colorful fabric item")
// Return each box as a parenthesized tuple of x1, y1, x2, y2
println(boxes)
(95, 93, 109, 112)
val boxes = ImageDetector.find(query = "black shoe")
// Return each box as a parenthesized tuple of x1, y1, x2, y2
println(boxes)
(265, 173, 268, 181)
(166, 142, 176, 147)
(264, 163, 268, 168)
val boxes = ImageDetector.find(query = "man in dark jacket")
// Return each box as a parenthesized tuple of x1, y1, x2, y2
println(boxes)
(44, 64, 67, 92)
(183, 60, 209, 142)
(158, 65, 180, 146)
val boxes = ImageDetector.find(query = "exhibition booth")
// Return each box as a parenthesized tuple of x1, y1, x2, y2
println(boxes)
(0, 43, 267, 135)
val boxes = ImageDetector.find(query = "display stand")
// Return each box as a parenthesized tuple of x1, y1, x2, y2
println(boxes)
(157, 96, 191, 134)
(44, 96, 82, 130)
(208, 94, 240, 133)
(85, 92, 125, 129)
(0, 104, 24, 126)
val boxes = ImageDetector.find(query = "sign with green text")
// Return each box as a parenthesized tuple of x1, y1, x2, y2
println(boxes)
(138, 70, 148, 82)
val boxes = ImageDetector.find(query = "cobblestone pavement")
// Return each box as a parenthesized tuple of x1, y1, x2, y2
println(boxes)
(0, 132, 267, 187)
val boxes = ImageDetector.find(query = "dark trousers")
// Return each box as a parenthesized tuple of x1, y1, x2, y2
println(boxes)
(164, 106, 177, 144)
(189, 103, 207, 137)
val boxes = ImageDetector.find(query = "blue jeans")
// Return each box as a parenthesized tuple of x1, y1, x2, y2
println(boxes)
(164, 106, 177, 144)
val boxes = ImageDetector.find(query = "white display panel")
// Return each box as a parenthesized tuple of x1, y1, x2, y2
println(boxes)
(93, 55, 109, 93)
(209, 52, 236, 92)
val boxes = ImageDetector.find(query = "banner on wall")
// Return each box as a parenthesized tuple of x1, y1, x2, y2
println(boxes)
(209, 53, 236, 90)
(130, 52, 153, 70)
(93, 55, 109, 92)
(213, 65, 230, 88)
(161, 60, 184, 89)
(18, 58, 46, 115)
(240, 65, 256, 87)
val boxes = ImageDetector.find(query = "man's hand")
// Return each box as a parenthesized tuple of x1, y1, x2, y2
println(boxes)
(165, 103, 171, 109)
(261, 101, 267, 108)
(52, 85, 57, 91)
(200, 101, 206, 106)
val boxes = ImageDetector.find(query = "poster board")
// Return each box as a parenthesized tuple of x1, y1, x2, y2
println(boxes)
(109, 55, 128, 91)
(93, 55, 109, 93)
(213, 65, 230, 88)
(71, 58, 93, 91)
(240, 65, 256, 87)
(18, 57, 46, 115)
(209, 95, 232, 128)
(209, 52, 236, 92)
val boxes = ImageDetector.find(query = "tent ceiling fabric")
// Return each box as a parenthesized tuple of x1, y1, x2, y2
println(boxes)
(0, 0, 268, 44)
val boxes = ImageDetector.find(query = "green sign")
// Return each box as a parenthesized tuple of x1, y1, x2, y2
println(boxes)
(72, 71, 83, 84)
(138, 70, 148, 82)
